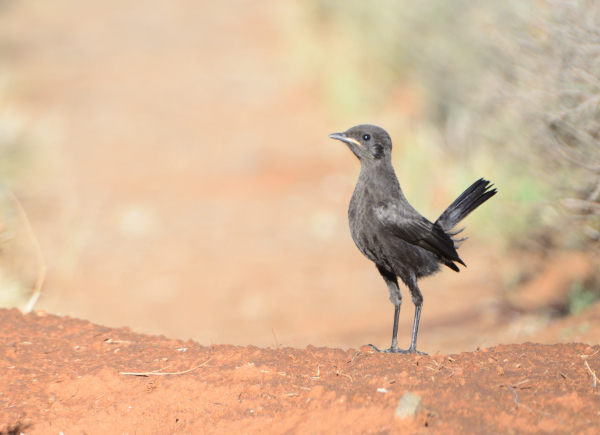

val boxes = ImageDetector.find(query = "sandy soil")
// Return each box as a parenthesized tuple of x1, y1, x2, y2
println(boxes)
(1, 308, 599, 434)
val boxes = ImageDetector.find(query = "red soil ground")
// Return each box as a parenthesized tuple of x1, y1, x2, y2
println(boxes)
(2, 308, 599, 434)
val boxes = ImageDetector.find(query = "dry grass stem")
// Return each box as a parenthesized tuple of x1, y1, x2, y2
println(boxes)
(584, 360, 598, 387)
(6, 189, 47, 314)
(121, 358, 212, 377)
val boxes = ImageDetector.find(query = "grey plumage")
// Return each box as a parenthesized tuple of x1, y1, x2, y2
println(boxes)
(329, 124, 497, 354)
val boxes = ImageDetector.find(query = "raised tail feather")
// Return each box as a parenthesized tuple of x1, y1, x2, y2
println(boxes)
(436, 178, 497, 232)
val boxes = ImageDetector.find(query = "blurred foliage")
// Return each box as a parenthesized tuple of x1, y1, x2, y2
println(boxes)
(308, 0, 515, 124)
(481, 0, 600, 254)
(0, 74, 31, 184)
(303, 0, 600, 257)
(0, 71, 41, 308)
(568, 280, 600, 315)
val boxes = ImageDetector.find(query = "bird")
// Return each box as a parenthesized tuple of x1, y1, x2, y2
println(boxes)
(328, 124, 497, 355)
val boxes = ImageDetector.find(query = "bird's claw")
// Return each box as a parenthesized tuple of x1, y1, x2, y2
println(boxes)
(368, 344, 427, 355)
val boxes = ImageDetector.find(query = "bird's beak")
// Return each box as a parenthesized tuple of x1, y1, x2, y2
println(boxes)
(328, 133, 362, 147)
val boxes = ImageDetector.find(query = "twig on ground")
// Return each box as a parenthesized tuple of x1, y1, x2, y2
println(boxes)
(349, 350, 361, 364)
(120, 358, 212, 377)
(580, 349, 600, 359)
(328, 367, 353, 382)
(476, 339, 488, 351)
(507, 385, 519, 408)
(310, 364, 321, 380)
(514, 379, 530, 387)
(499, 384, 519, 409)
(500, 383, 554, 416)
(584, 360, 598, 387)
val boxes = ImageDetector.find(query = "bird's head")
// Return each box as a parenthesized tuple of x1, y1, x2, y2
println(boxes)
(328, 124, 392, 163)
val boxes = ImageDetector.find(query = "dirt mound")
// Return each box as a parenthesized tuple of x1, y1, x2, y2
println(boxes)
(1, 309, 598, 434)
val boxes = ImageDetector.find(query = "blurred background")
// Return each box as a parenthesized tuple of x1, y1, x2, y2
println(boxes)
(0, 0, 598, 353)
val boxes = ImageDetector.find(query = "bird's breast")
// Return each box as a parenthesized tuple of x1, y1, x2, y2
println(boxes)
(348, 184, 387, 262)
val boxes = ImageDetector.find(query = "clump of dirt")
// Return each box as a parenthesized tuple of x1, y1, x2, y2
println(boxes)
(1, 308, 599, 434)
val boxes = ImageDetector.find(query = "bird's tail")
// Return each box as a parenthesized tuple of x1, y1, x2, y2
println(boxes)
(435, 178, 497, 237)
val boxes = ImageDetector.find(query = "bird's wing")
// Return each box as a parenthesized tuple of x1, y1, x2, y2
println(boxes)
(374, 200, 465, 266)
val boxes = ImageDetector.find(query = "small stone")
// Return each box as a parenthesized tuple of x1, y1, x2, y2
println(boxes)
(395, 392, 423, 420)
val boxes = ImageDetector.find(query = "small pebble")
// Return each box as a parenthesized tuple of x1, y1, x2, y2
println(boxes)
(395, 392, 423, 420)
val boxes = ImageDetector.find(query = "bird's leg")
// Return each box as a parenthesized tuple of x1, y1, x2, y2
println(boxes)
(407, 301, 425, 354)
(405, 279, 426, 355)
(369, 266, 406, 354)
(389, 302, 400, 349)
(369, 303, 403, 354)
(369, 272, 427, 355)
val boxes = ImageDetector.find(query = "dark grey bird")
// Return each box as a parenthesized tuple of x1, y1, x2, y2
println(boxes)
(329, 124, 497, 354)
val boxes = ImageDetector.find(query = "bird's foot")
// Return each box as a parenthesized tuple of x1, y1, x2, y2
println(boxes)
(368, 344, 427, 355)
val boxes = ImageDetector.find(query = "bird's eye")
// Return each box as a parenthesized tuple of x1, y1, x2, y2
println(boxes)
(362, 134, 371, 141)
